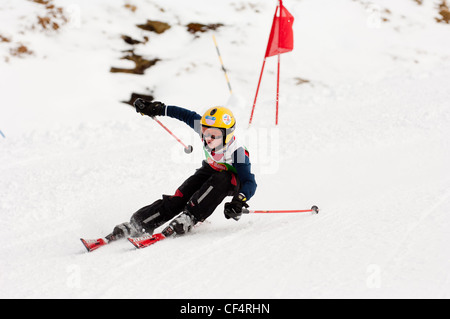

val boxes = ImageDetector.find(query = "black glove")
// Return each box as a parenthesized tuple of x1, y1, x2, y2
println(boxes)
(134, 98, 165, 117)
(224, 193, 249, 221)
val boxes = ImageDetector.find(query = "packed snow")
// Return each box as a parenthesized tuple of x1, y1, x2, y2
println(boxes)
(0, 0, 449, 298)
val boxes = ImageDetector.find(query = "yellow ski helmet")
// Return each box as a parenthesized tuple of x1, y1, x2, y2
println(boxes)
(200, 106, 236, 146)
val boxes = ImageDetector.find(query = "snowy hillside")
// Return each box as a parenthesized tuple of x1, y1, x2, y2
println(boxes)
(1, 0, 449, 299)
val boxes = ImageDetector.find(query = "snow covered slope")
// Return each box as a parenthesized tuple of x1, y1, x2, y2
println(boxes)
(1, 0, 449, 298)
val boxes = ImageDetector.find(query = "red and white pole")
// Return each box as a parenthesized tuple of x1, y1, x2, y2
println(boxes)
(243, 206, 319, 214)
(248, 57, 267, 127)
(151, 117, 193, 154)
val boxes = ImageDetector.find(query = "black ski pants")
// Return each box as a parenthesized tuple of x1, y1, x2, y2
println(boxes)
(130, 161, 240, 233)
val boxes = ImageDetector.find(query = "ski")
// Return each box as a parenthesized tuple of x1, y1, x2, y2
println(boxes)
(128, 233, 166, 249)
(80, 232, 120, 252)
(80, 237, 109, 252)
(82, 217, 205, 252)
(128, 220, 207, 249)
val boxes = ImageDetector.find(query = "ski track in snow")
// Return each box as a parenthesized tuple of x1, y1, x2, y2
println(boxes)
(1, 0, 450, 298)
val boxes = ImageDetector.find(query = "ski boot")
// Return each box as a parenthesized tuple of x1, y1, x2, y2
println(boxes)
(106, 222, 142, 241)
(162, 211, 196, 237)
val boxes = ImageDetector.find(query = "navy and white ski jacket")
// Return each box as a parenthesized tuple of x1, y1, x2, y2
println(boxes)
(162, 105, 257, 201)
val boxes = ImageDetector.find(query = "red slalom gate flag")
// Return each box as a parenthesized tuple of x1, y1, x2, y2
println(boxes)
(265, 3, 294, 57)
(249, 0, 294, 126)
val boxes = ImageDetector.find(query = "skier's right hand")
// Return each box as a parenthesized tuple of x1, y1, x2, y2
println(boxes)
(134, 98, 165, 117)
(224, 193, 248, 221)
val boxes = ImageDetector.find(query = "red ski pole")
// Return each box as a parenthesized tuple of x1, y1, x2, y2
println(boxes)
(243, 206, 319, 214)
(151, 116, 193, 154)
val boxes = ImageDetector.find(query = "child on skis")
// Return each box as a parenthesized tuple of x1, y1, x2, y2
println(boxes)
(108, 98, 257, 240)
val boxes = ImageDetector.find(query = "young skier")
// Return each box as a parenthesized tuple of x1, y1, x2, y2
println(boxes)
(107, 98, 257, 241)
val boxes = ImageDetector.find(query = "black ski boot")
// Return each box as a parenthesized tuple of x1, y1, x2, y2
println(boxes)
(162, 211, 196, 237)
(107, 222, 142, 241)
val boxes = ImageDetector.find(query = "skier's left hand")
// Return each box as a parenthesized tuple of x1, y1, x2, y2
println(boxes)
(134, 98, 165, 117)
(224, 193, 248, 221)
